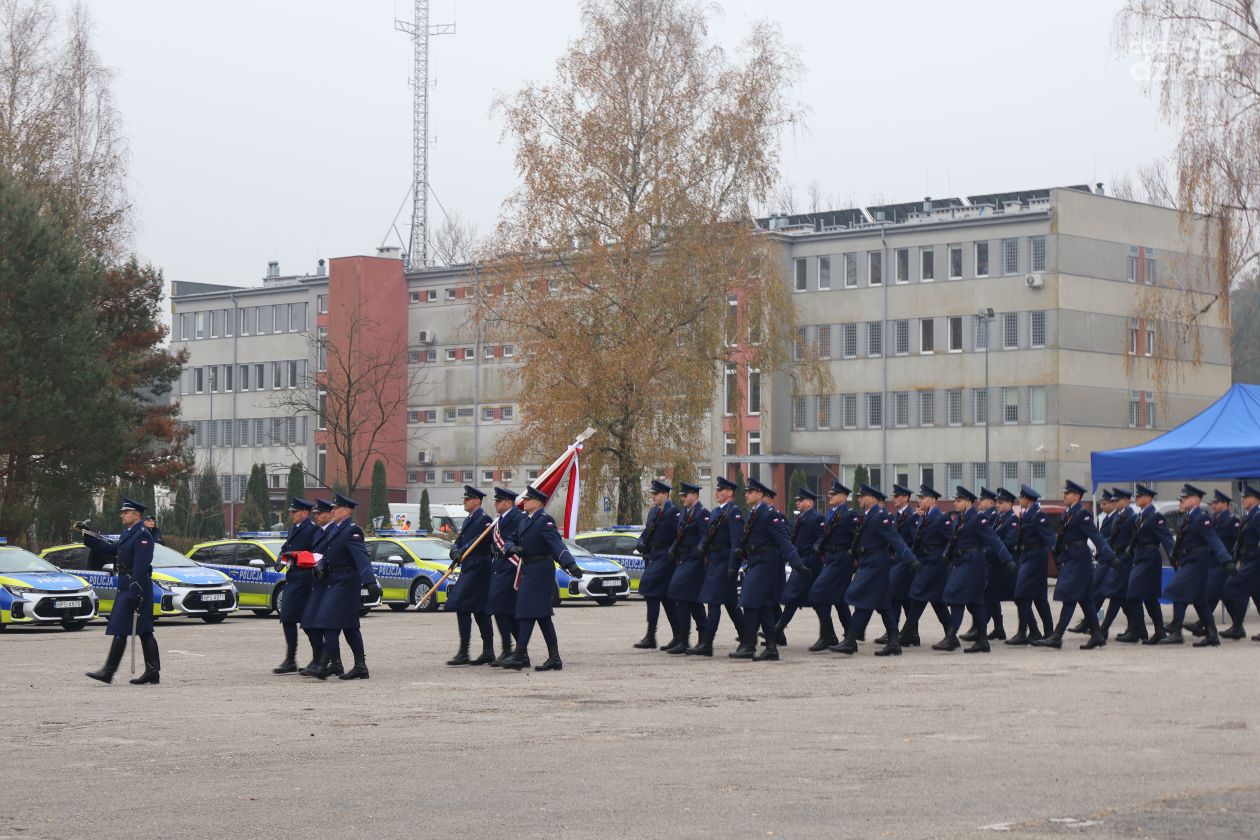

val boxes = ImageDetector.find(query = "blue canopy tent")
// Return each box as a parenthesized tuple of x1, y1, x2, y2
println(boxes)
(1090, 383, 1260, 488)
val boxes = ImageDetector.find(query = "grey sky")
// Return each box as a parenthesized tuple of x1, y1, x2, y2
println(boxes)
(84, 0, 1172, 288)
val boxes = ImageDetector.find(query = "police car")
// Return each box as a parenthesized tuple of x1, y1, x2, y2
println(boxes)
(365, 531, 456, 611)
(0, 539, 97, 631)
(573, 526, 644, 594)
(557, 540, 631, 606)
(41, 540, 238, 623)
(187, 533, 383, 616)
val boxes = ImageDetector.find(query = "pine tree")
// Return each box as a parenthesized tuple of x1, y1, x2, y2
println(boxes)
(168, 477, 193, 536)
(787, 468, 808, 505)
(733, 469, 747, 510)
(418, 489, 433, 531)
(286, 462, 305, 504)
(853, 465, 870, 491)
(369, 460, 389, 534)
(195, 464, 225, 539)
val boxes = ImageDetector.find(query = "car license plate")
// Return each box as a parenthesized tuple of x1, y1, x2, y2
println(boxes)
(54, 599, 81, 609)
(203, 593, 226, 602)
(361, 588, 369, 597)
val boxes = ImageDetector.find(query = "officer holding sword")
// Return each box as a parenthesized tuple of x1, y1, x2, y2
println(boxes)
(272, 497, 321, 674)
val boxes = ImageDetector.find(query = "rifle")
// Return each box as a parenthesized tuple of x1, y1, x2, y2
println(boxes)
(635, 505, 666, 556)
(814, 505, 843, 557)
(698, 505, 731, 566)
(1169, 514, 1189, 570)
(1052, 510, 1071, 557)
(668, 504, 697, 563)
(1127, 509, 1144, 560)
(943, 513, 962, 567)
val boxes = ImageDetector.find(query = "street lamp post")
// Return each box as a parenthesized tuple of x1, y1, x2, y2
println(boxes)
(979, 307, 994, 487)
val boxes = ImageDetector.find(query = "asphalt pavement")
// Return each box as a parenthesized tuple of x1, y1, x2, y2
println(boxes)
(1, 601, 1258, 840)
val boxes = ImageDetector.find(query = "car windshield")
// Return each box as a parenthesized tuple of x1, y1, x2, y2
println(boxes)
(564, 540, 595, 558)
(398, 539, 452, 561)
(151, 545, 199, 568)
(0, 547, 61, 574)
(258, 541, 285, 555)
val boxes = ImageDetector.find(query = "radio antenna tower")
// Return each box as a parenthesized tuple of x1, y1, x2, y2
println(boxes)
(396, 1, 455, 269)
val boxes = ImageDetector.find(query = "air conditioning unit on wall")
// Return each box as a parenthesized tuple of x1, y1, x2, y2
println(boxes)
(1025, 274, 1044, 289)
(418, 330, 436, 344)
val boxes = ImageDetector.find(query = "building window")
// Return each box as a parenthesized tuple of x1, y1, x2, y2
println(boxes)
(946, 462, 963, 485)
(316, 327, 327, 371)
(1129, 319, 1139, 355)
(818, 256, 831, 290)
(288, 360, 299, 389)
(272, 362, 283, 389)
(1002, 312, 1018, 349)
(893, 391, 909, 427)
(949, 244, 963, 279)
(919, 390, 935, 426)
(503, 344, 515, 358)
(1002, 461, 1019, 489)
(726, 296, 739, 345)
(921, 247, 935, 281)
(457, 407, 474, 419)
(794, 326, 806, 361)
(921, 465, 935, 489)
(869, 251, 882, 286)
(972, 463, 988, 487)
(1002, 238, 1019, 275)
(238, 365, 249, 391)
(209, 309, 220, 337)
(748, 430, 761, 456)
(948, 316, 963, 352)
(443, 407, 457, 423)
(895, 248, 909, 284)
(1127, 247, 1138, 282)
(193, 367, 204, 394)
(816, 325, 831, 359)
(794, 258, 807, 292)
(894, 320, 909, 355)
(316, 445, 326, 484)
(973, 388, 988, 426)
(920, 319, 935, 353)
(446, 348, 457, 362)
(410, 291, 421, 304)
(445, 288, 456, 300)
(724, 364, 737, 415)
(841, 395, 861, 430)
(842, 323, 857, 359)
(1029, 386, 1046, 424)
(748, 368, 761, 415)
(1146, 391, 1157, 428)
(1146, 326, 1155, 356)
(817, 395, 832, 430)
(1031, 310, 1046, 348)
(975, 242, 989, 277)
(1030, 461, 1046, 496)
(867, 321, 883, 357)
(222, 364, 233, 392)
(894, 464, 910, 488)
(253, 363, 265, 390)
(1145, 253, 1156, 284)
(482, 469, 495, 483)
(947, 388, 963, 426)
(844, 253, 858, 288)
(866, 393, 883, 428)
(1002, 387, 1019, 424)
(482, 407, 495, 422)
(502, 406, 514, 421)
(974, 315, 989, 351)
(443, 470, 456, 483)
(484, 345, 496, 360)
(408, 350, 421, 364)
(793, 396, 807, 430)
(317, 294, 328, 313)
(408, 470, 421, 483)
(1031, 235, 1046, 272)
(724, 433, 736, 456)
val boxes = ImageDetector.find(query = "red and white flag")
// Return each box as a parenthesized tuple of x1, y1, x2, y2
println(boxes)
(509, 428, 594, 588)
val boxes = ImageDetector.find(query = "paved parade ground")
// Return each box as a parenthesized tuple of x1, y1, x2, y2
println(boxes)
(2, 601, 1258, 840)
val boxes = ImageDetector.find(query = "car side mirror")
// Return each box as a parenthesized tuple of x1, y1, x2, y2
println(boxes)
(387, 554, 405, 564)
(248, 559, 267, 569)
(103, 563, 115, 574)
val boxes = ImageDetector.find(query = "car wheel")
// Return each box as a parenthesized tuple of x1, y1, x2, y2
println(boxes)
(272, 584, 286, 615)
(411, 579, 438, 613)
(387, 603, 408, 612)
(61, 620, 89, 631)
(201, 614, 227, 624)
(251, 609, 272, 617)
(595, 597, 617, 606)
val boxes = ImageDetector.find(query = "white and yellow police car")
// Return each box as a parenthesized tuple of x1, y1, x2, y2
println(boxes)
(573, 526, 644, 594)
(365, 531, 456, 611)
(0, 539, 97, 631)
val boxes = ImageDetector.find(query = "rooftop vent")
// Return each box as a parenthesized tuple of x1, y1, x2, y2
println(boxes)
(376, 245, 402, 260)
(266, 260, 280, 279)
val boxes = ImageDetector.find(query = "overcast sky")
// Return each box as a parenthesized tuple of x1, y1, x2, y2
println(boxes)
(82, 0, 1172, 288)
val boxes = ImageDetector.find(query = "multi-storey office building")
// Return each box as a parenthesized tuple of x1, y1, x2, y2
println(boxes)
(715, 184, 1230, 502)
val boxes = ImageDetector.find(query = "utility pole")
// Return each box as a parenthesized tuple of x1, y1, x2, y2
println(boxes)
(396, 0, 455, 270)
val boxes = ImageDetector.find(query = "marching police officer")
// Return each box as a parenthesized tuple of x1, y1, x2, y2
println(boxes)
(664, 482, 709, 654)
(446, 486, 496, 666)
(830, 485, 918, 657)
(1096, 487, 1138, 640)
(956, 486, 997, 641)
(1121, 484, 1175, 644)
(1008, 485, 1057, 645)
(1071, 490, 1116, 635)
(273, 497, 321, 674)
(882, 485, 919, 645)
(487, 487, 524, 666)
(499, 486, 584, 671)
(1032, 480, 1117, 649)
(806, 481, 857, 650)
(1189, 489, 1242, 640)
(1158, 483, 1233, 646)
(935, 487, 1014, 653)
(1220, 484, 1260, 640)
(977, 487, 1021, 641)
(305, 493, 381, 679)
(81, 498, 159, 685)
(772, 487, 823, 644)
(728, 478, 802, 661)
(901, 484, 951, 646)
(690, 476, 744, 657)
(634, 480, 682, 650)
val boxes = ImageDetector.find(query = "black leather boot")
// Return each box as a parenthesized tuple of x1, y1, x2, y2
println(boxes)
(633, 628, 657, 649)
(446, 642, 472, 666)
(534, 641, 563, 671)
(489, 643, 514, 667)
(809, 633, 839, 652)
(987, 623, 1007, 641)
(958, 622, 980, 642)
(339, 652, 370, 680)
(86, 637, 127, 684)
(1081, 633, 1107, 650)
(501, 649, 531, 670)
(1192, 620, 1220, 647)
(685, 630, 714, 656)
(964, 633, 991, 653)
(305, 653, 334, 680)
(130, 634, 161, 685)
(898, 627, 921, 647)
(1027, 623, 1045, 642)
(932, 633, 960, 652)
(1031, 632, 1063, 649)
(1185, 620, 1205, 637)
(470, 642, 497, 665)
(1220, 623, 1246, 640)
(752, 639, 779, 661)
(873, 632, 889, 645)
(664, 634, 690, 654)
(1115, 627, 1142, 643)
(727, 641, 756, 659)
(273, 642, 298, 674)
(1005, 624, 1030, 646)
(1068, 618, 1089, 634)
(828, 635, 859, 655)
(874, 639, 902, 656)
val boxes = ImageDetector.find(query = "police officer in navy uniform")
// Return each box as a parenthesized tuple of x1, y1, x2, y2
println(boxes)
(445, 486, 497, 666)
(1071, 490, 1117, 635)
(664, 482, 708, 654)
(273, 497, 321, 674)
(830, 485, 918, 657)
(727, 478, 801, 661)
(1221, 484, 1260, 640)
(1032, 480, 1118, 649)
(806, 481, 857, 651)
(1007, 485, 1057, 645)
(690, 476, 744, 657)
(901, 484, 951, 646)
(974, 487, 1020, 641)
(1096, 487, 1138, 640)
(957, 487, 998, 642)
(81, 498, 160, 685)
(487, 487, 525, 666)
(1121, 484, 1175, 644)
(499, 486, 584, 671)
(1188, 489, 1242, 640)
(772, 487, 823, 644)
(305, 493, 381, 680)
(935, 487, 1014, 653)
(143, 514, 164, 545)
(881, 485, 918, 645)
(298, 499, 339, 675)
(1158, 483, 1234, 646)
(634, 480, 683, 650)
